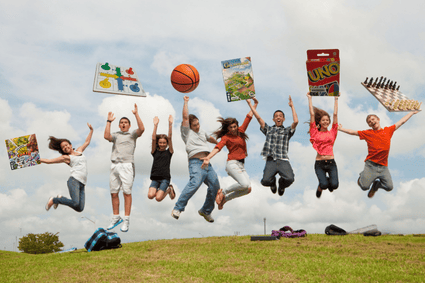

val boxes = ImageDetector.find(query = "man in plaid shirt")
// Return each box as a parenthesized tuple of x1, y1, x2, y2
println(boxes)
(247, 96, 298, 196)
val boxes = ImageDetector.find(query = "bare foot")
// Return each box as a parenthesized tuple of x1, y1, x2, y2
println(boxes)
(218, 195, 226, 210)
(167, 185, 176, 200)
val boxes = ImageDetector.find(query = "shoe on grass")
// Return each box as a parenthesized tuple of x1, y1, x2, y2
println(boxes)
(172, 209, 180, 220)
(107, 216, 123, 230)
(198, 210, 214, 223)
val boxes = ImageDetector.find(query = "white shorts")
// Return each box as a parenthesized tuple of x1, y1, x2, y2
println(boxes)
(110, 163, 135, 194)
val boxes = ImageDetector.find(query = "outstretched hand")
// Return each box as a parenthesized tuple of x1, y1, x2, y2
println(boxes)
(87, 123, 93, 131)
(183, 96, 189, 102)
(107, 112, 115, 122)
(169, 115, 173, 124)
(288, 95, 294, 107)
(153, 116, 159, 125)
(132, 103, 138, 115)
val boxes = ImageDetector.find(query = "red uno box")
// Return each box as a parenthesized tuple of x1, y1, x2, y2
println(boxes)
(306, 49, 340, 96)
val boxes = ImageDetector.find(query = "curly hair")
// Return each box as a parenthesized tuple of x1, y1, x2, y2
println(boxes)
(213, 117, 248, 141)
(47, 136, 72, 155)
(155, 134, 169, 150)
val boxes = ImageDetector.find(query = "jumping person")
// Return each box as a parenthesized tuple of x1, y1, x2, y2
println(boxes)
(247, 96, 298, 196)
(307, 92, 339, 198)
(43, 123, 93, 212)
(104, 103, 144, 232)
(338, 110, 419, 198)
(148, 115, 176, 202)
(171, 95, 220, 223)
(200, 98, 258, 209)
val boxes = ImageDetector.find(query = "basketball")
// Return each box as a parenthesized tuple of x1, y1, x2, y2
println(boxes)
(170, 64, 200, 93)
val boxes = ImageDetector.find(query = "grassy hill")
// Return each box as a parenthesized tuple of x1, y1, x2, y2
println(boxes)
(1, 234, 424, 282)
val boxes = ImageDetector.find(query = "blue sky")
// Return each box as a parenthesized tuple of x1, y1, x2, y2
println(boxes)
(1, 0, 424, 251)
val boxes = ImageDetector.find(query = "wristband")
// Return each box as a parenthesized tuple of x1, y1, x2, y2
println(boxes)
(107, 120, 112, 123)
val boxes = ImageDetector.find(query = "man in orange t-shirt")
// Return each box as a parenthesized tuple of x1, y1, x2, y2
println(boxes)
(338, 110, 418, 198)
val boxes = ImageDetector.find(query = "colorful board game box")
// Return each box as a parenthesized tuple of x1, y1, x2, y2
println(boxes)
(5, 134, 41, 170)
(306, 49, 340, 96)
(93, 62, 146, 97)
(221, 57, 255, 102)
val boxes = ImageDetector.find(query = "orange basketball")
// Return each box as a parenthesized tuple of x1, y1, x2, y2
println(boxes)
(170, 64, 200, 93)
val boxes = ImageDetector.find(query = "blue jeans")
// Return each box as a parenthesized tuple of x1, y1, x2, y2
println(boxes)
(149, 179, 170, 192)
(53, 177, 85, 212)
(314, 159, 339, 190)
(174, 159, 219, 214)
(261, 158, 295, 189)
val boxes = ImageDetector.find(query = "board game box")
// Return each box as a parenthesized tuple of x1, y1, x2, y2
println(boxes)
(93, 62, 146, 97)
(306, 49, 340, 96)
(221, 57, 255, 102)
(361, 76, 421, 112)
(5, 134, 41, 170)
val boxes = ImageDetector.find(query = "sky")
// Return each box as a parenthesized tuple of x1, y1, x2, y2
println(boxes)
(1, 0, 424, 252)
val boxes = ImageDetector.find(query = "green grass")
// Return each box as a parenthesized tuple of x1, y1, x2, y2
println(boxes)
(1, 234, 425, 282)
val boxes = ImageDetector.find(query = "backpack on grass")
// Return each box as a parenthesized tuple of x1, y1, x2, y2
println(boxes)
(271, 226, 307, 238)
(84, 228, 122, 252)
(325, 224, 347, 236)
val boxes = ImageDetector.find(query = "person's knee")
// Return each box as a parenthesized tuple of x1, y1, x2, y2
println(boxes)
(329, 181, 339, 191)
(147, 193, 155, 199)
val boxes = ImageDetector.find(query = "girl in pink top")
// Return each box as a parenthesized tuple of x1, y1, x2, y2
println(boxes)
(307, 93, 339, 198)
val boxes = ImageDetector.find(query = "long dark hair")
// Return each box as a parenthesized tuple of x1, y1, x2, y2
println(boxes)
(48, 136, 72, 155)
(307, 107, 331, 133)
(155, 134, 169, 150)
(213, 117, 248, 141)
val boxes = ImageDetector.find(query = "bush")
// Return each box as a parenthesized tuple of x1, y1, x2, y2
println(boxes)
(18, 232, 64, 254)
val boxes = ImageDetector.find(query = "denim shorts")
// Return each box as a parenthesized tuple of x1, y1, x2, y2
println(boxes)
(149, 179, 170, 192)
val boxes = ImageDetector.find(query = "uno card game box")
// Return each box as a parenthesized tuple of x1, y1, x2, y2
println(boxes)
(306, 49, 340, 96)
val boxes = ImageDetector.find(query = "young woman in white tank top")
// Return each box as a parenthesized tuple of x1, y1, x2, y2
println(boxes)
(41, 123, 93, 212)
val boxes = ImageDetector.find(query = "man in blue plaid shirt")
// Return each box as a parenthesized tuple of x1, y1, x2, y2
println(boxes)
(247, 96, 298, 196)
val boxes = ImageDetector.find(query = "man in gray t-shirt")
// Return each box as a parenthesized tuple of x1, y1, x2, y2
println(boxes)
(171, 96, 220, 223)
(104, 103, 144, 232)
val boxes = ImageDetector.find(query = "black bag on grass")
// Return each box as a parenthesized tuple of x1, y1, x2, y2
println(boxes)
(364, 230, 382, 237)
(325, 224, 347, 236)
(85, 228, 122, 252)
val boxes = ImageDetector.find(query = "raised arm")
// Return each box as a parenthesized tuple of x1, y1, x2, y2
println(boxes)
(168, 115, 174, 154)
(104, 112, 115, 142)
(182, 96, 189, 128)
(289, 95, 299, 129)
(133, 103, 145, 137)
(40, 155, 71, 165)
(307, 93, 315, 123)
(333, 96, 339, 125)
(76, 123, 94, 152)
(246, 98, 258, 118)
(247, 97, 265, 129)
(338, 124, 359, 136)
(151, 116, 159, 154)
(394, 111, 418, 130)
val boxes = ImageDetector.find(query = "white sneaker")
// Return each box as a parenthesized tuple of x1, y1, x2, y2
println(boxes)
(53, 195, 62, 209)
(171, 209, 180, 219)
(198, 210, 214, 223)
(107, 216, 123, 230)
(120, 218, 129, 232)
